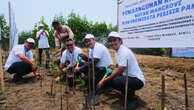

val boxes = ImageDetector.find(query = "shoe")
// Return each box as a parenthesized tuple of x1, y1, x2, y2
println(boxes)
(126, 98, 137, 110)
(12, 74, 23, 82)
(86, 94, 99, 105)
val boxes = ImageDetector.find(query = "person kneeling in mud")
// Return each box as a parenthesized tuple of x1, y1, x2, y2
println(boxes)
(98, 32, 146, 109)
(74, 34, 113, 104)
(57, 38, 83, 87)
(4, 38, 41, 82)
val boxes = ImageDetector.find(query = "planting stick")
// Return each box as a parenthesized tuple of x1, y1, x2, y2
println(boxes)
(72, 52, 75, 94)
(184, 73, 189, 110)
(88, 49, 91, 110)
(0, 46, 5, 94)
(51, 79, 54, 96)
(161, 73, 165, 110)
(92, 56, 95, 110)
(182, 58, 189, 110)
(60, 83, 63, 110)
(124, 60, 129, 110)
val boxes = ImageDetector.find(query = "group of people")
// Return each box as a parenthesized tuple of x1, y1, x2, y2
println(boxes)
(4, 21, 145, 109)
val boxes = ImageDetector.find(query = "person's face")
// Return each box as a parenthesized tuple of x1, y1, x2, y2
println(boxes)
(25, 41, 34, 50)
(39, 26, 44, 30)
(53, 25, 60, 31)
(108, 37, 121, 50)
(65, 40, 74, 52)
(84, 39, 95, 48)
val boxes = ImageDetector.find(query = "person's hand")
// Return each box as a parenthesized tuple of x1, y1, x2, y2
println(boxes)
(35, 72, 41, 80)
(74, 67, 79, 72)
(62, 68, 67, 73)
(108, 64, 116, 69)
(97, 80, 105, 88)
(80, 53, 87, 58)
(32, 63, 37, 71)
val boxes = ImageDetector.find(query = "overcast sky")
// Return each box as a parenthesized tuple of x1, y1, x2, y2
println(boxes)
(0, 0, 117, 32)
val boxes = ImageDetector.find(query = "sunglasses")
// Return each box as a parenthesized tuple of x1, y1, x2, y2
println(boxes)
(66, 44, 73, 47)
(108, 38, 118, 42)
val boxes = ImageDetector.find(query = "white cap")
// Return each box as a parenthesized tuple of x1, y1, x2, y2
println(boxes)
(26, 38, 35, 44)
(39, 24, 44, 27)
(108, 31, 121, 38)
(83, 34, 95, 41)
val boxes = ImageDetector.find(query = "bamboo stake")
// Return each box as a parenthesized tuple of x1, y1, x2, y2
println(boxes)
(184, 73, 189, 110)
(88, 49, 91, 110)
(72, 52, 75, 94)
(161, 73, 165, 110)
(50, 79, 53, 96)
(0, 45, 5, 94)
(92, 56, 95, 110)
(183, 58, 189, 110)
(124, 60, 129, 110)
(60, 83, 63, 110)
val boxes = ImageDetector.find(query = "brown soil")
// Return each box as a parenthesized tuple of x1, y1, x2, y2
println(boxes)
(0, 51, 194, 110)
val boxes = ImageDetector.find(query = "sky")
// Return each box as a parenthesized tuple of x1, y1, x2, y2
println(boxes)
(0, 0, 117, 33)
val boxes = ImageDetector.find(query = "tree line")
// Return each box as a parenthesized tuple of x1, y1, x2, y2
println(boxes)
(0, 12, 171, 56)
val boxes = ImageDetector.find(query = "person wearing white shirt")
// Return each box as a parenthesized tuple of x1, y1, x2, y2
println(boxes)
(4, 38, 40, 82)
(36, 24, 50, 68)
(75, 34, 113, 90)
(56, 38, 82, 82)
(98, 32, 145, 109)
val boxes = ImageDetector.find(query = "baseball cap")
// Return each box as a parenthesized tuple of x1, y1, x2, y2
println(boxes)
(38, 24, 44, 27)
(83, 34, 95, 42)
(108, 32, 121, 38)
(26, 38, 35, 44)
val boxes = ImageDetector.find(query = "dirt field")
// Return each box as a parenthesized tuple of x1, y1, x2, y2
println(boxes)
(0, 50, 194, 110)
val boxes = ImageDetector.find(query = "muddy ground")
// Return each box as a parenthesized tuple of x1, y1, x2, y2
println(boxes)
(0, 51, 194, 110)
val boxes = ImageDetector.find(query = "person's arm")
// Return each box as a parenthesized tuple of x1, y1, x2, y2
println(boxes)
(36, 31, 42, 40)
(75, 58, 99, 73)
(98, 66, 125, 87)
(45, 30, 49, 38)
(54, 32, 61, 49)
(66, 26, 74, 39)
(17, 53, 35, 70)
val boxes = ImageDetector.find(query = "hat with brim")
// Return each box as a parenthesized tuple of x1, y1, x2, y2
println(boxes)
(108, 32, 121, 39)
(38, 24, 44, 27)
(26, 38, 35, 44)
(83, 34, 95, 42)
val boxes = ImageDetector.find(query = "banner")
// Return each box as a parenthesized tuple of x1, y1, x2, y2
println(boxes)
(10, 3, 18, 48)
(172, 47, 194, 58)
(118, 0, 194, 48)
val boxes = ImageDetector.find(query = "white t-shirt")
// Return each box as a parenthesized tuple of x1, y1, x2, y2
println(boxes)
(36, 30, 50, 48)
(115, 45, 145, 85)
(89, 42, 113, 67)
(60, 46, 82, 66)
(4, 44, 34, 71)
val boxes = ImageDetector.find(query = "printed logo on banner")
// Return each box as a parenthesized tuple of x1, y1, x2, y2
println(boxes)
(118, 0, 124, 4)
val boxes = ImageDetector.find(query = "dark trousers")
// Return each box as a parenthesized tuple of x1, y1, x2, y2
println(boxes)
(83, 67, 106, 89)
(39, 48, 49, 68)
(7, 61, 33, 77)
(106, 76, 144, 96)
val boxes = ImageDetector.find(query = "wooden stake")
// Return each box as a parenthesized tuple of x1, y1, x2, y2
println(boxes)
(184, 74, 189, 110)
(51, 79, 53, 96)
(72, 52, 75, 94)
(0, 44, 5, 94)
(88, 49, 91, 110)
(161, 73, 165, 110)
(182, 58, 189, 110)
(60, 83, 63, 110)
(124, 60, 129, 110)
(92, 56, 95, 110)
